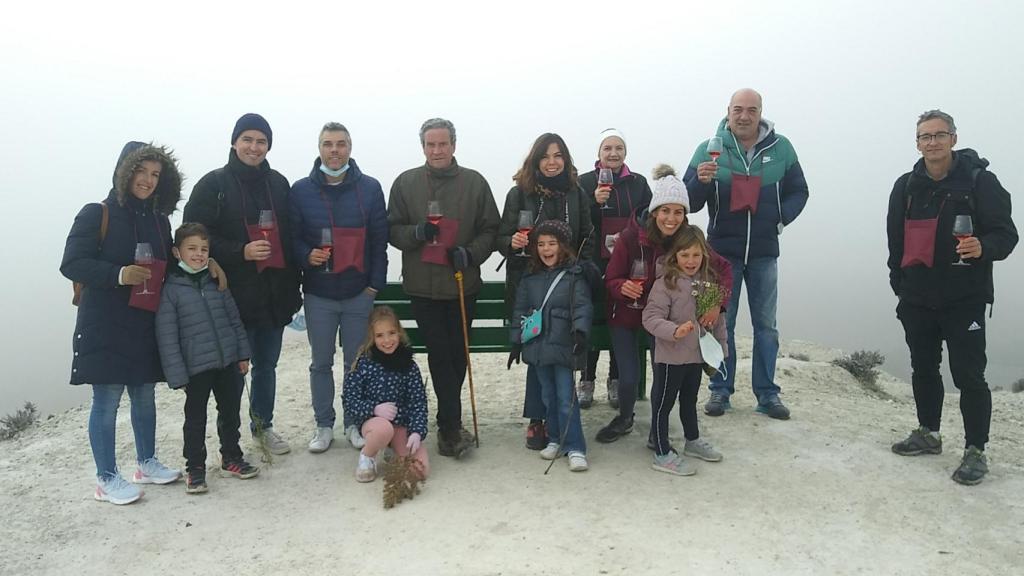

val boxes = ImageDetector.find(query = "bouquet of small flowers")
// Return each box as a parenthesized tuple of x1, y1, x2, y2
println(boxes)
(691, 279, 724, 318)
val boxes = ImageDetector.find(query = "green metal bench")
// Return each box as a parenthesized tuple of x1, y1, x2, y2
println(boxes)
(377, 281, 648, 398)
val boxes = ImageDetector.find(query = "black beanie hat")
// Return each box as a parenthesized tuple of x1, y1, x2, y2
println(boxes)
(231, 113, 273, 150)
(532, 219, 572, 246)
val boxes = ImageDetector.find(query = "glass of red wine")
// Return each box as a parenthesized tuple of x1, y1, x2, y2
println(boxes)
(517, 209, 534, 257)
(707, 136, 723, 163)
(952, 215, 973, 266)
(134, 242, 155, 295)
(598, 168, 614, 210)
(320, 228, 333, 272)
(258, 210, 274, 241)
(627, 258, 647, 309)
(427, 200, 443, 245)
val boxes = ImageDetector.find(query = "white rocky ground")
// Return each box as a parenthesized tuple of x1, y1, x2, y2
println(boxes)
(1, 336, 1022, 575)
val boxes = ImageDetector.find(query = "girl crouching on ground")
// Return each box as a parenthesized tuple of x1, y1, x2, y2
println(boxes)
(642, 226, 727, 476)
(509, 220, 593, 471)
(344, 306, 430, 482)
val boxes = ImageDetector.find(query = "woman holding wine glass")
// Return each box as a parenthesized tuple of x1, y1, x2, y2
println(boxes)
(577, 129, 653, 409)
(61, 141, 187, 504)
(497, 132, 594, 450)
(597, 164, 733, 444)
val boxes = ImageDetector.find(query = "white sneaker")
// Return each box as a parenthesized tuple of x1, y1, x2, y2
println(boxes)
(540, 442, 560, 461)
(308, 427, 333, 453)
(132, 458, 181, 485)
(355, 453, 376, 483)
(258, 428, 291, 455)
(683, 437, 723, 462)
(95, 474, 143, 505)
(568, 451, 589, 472)
(346, 425, 366, 449)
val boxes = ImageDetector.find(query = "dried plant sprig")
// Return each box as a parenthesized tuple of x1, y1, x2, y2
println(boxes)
(382, 454, 426, 509)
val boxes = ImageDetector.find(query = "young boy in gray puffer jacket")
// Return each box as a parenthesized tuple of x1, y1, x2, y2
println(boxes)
(156, 223, 256, 494)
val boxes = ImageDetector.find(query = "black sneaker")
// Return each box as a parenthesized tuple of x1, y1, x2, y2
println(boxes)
(704, 392, 731, 417)
(525, 421, 547, 451)
(596, 415, 634, 443)
(755, 396, 791, 420)
(951, 446, 988, 485)
(891, 426, 942, 456)
(220, 459, 260, 479)
(185, 468, 208, 494)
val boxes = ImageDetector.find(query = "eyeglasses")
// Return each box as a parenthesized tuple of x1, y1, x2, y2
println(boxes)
(916, 132, 953, 144)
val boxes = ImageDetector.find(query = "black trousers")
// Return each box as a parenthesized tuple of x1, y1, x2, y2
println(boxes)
(584, 348, 619, 383)
(650, 363, 703, 456)
(411, 296, 477, 434)
(182, 367, 244, 470)
(898, 300, 991, 449)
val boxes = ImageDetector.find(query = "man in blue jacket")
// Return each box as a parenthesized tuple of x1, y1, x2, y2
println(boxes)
(289, 122, 389, 454)
(684, 89, 809, 420)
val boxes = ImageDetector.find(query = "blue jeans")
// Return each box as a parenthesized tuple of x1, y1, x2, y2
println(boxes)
(89, 383, 156, 479)
(245, 325, 284, 433)
(710, 255, 780, 403)
(535, 364, 585, 454)
(305, 291, 374, 428)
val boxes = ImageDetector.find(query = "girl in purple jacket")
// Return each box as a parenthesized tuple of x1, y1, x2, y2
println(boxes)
(642, 226, 727, 476)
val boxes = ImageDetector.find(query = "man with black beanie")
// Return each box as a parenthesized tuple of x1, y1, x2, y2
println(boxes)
(184, 113, 302, 456)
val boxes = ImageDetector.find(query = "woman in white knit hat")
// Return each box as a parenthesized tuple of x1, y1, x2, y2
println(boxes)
(596, 165, 733, 445)
(577, 129, 653, 409)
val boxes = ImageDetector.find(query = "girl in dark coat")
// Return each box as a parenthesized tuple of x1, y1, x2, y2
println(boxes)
(61, 142, 186, 504)
(497, 133, 594, 451)
(509, 220, 593, 472)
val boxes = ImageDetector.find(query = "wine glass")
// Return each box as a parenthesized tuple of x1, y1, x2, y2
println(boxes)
(516, 210, 534, 257)
(597, 168, 614, 210)
(426, 200, 443, 245)
(707, 136, 723, 163)
(319, 228, 333, 272)
(134, 242, 155, 295)
(258, 210, 274, 240)
(952, 215, 973, 266)
(627, 258, 647, 309)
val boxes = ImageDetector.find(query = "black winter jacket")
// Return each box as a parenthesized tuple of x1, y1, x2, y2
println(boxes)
(887, 149, 1017, 308)
(184, 151, 302, 329)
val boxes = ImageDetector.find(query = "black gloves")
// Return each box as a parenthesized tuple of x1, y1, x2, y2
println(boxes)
(415, 221, 440, 242)
(449, 246, 472, 272)
(572, 330, 587, 356)
(507, 344, 522, 370)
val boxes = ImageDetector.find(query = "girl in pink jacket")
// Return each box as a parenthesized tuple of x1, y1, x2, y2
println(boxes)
(642, 226, 728, 476)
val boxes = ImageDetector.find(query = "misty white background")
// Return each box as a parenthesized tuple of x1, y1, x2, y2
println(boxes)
(1, 1, 1021, 416)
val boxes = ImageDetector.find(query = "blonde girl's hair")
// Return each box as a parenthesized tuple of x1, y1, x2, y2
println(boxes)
(350, 305, 411, 372)
(661, 225, 717, 290)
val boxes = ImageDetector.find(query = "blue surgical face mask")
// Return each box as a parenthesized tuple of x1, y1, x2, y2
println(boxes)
(319, 162, 350, 178)
(178, 260, 208, 274)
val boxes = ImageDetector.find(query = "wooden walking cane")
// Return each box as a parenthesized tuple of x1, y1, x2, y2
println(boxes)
(454, 271, 481, 447)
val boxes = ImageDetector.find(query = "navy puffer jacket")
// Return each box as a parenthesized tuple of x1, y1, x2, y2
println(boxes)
(61, 142, 181, 385)
(512, 261, 593, 367)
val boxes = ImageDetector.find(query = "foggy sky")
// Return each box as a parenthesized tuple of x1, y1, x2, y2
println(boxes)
(2, 0, 1021, 415)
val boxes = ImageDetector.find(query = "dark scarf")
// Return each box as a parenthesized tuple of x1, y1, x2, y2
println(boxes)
(537, 171, 571, 196)
(370, 344, 414, 372)
(227, 149, 271, 183)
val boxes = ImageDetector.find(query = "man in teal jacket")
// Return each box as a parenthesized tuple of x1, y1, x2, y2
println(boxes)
(683, 89, 809, 420)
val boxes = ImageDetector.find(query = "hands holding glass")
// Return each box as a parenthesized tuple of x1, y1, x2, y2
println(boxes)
(696, 136, 723, 184)
(258, 210, 274, 241)
(318, 228, 333, 272)
(952, 215, 975, 265)
(427, 200, 443, 246)
(596, 168, 614, 209)
(625, 258, 647, 309)
(513, 209, 534, 257)
(134, 243, 155, 295)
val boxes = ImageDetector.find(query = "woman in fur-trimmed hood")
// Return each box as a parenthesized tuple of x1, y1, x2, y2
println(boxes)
(60, 141, 187, 503)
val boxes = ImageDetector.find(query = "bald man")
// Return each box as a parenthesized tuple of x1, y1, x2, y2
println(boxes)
(683, 89, 809, 420)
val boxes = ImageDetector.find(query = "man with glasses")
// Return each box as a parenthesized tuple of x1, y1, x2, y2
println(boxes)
(683, 88, 809, 420)
(887, 109, 1017, 485)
